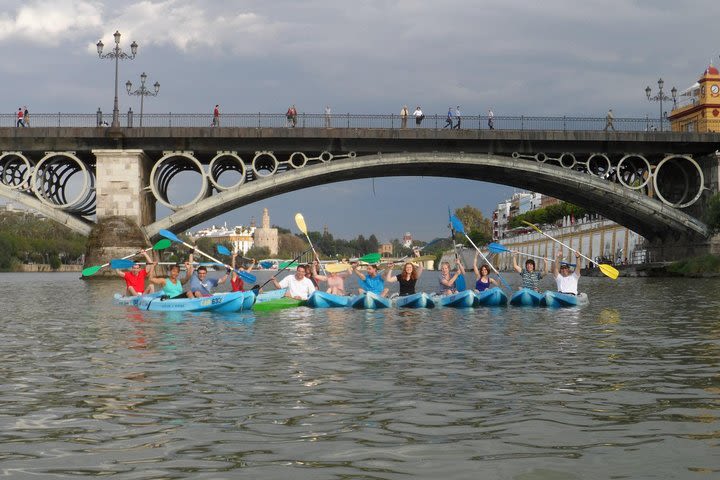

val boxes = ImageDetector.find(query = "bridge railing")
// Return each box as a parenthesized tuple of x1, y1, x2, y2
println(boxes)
(0, 112, 664, 131)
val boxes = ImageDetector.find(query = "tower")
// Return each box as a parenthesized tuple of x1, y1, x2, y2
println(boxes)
(253, 208, 278, 255)
(669, 63, 720, 132)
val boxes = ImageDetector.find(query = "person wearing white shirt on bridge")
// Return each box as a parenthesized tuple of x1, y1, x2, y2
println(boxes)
(553, 251, 581, 295)
(413, 106, 424, 126)
(270, 264, 316, 300)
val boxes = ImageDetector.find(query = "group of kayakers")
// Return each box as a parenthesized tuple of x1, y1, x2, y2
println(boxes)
(117, 246, 582, 301)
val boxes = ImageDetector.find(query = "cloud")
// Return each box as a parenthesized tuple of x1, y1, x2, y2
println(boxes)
(0, 0, 103, 42)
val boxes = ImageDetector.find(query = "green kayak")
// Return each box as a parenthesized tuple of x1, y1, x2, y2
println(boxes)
(253, 297, 306, 312)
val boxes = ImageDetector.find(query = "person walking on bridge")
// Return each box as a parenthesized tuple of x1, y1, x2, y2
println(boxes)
(604, 108, 615, 131)
(443, 107, 454, 128)
(454, 105, 462, 129)
(212, 104, 220, 127)
(413, 106, 424, 127)
(16, 108, 25, 127)
(487, 108, 494, 129)
(400, 105, 409, 128)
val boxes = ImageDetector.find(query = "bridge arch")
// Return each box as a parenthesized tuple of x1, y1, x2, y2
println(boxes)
(145, 152, 708, 240)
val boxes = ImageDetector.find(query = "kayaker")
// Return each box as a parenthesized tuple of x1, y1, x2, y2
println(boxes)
(230, 253, 256, 292)
(384, 250, 424, 296)
(148, 254, 194, 299)
(512, 254, 548, 292)
(437, 260, 464, 295)
(189, 264, 229, 298)
(312, 258, 349, 295)
(115, 249, 156, 296)
(553, 251, 581, 295)
(472, 252, 498, 292)
(269, 264, 316, 300)
(352, 263, 389, 297)
(305, 261, 321, 288)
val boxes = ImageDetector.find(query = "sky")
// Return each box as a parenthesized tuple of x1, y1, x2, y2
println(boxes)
(2, 0, 720, 241)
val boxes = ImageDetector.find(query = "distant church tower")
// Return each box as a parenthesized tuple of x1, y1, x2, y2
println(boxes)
(253, 208, 279, 255)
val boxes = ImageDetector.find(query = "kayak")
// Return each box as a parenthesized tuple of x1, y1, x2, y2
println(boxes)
(136, 291, 246, 312)
(253, 297, 306, 312)
(394, 292, 435, 309)
(437, 290, 475, 308)
(509, 288, 544, 307)
(307, 291, 350, 308)
(214, 290, 257, 312)
(542, 291, 589, 308)
(113, 291, 162, 306)
(473, 288, 508, 307)
(257, 289, 287, 303)
(349, 292, 391, 309)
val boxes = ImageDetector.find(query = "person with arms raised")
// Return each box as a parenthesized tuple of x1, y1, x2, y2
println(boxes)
(115, 249, 156, 296)
(270, 264, 316, 300)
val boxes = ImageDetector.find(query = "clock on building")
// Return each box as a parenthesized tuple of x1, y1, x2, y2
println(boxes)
(711, 84, 720, 96)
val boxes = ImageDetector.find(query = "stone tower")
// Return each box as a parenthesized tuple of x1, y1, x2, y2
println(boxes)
(253, 208, 279, 255)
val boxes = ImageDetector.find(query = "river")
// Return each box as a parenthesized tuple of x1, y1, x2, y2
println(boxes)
(0, 271, 718, 479)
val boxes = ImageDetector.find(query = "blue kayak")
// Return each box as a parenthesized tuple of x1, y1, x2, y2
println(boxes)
(256, 289, 287, 303)
(437, 290, 475, 308)
(242, 290, 257, 310)
(542, 291, 589, 308)
(136, 291, 246, 312)
(349, 292, 391, 309)
(307, 291, 350, 308)
(474, 288, 508, 307)
(114, 291, 162, 306)
(394, 292, 435, 309)
(509, 288, 544, 307)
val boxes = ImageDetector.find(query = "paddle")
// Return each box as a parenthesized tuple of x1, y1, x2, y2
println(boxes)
(158, 229, 257, 283)
(279, 260, 299, 269)
(252, 247, 313, 293)
(82, 239, 171, 277)
(488, 242, 576, 267)
(215, 244, 256, 271)
(353, 252, 382, 264)
(448, 209, 467, 291)
(379, 254, 436, 269)
(450, 215, 512, 292)
(111, 260, 226, 269)
(294, 213, 327, 275)
(325, 263, 352, 273)
(521, 221, 619, 280)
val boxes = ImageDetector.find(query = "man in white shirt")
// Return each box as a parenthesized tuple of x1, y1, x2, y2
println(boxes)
(271, 265, 316, 300)
(553, 251, 581, 295)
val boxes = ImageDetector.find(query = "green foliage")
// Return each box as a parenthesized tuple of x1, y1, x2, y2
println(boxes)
(508, 202, 588, 229)
(667, 254, 720, 274)
(245, 245, 270, 259)
(702, 194, 720, 233)
(0, 211, 87, 270)
(49, 255, 62, 270)
(453, 205, 492, 247)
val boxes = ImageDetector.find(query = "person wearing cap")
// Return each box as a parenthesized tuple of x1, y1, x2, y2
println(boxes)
(115, 249, 156, 296)
(553, 251, 582, 295)
(351, 263, 389, 297)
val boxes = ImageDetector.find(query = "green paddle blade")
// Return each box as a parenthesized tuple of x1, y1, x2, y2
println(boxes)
(81, 265, 103, 277)
(358, 253, 381, 264)
(279, 260, 299, 269)
(153, 239, 172, 250)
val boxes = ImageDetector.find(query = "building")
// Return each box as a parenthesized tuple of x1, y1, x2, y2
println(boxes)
(402, 232, 413, 248)
(192, 222, 255, 254)
(669, 63, 720, 133)
(253, 208, 279, 256)
(379, 243, 393, 257)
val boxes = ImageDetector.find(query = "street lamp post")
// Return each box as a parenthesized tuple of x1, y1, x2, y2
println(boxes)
(126, 72, 160, 127)
(645, 78, 677, 132)
(97, 31, 138, 128)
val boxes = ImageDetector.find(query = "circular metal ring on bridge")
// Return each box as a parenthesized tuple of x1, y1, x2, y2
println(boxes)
(150, 152, 209, 210)
(208, 152, 246, 191)
(252, 152, 278, 177)
(511, 152, 520, 159)
(586, 153, 612, 179)
(288, 152, 308, 169)
(616, 154, 651, 190)
(558, 153, 577, 169)
(348, 151, 357, 159)
(653, 155, 704, 208)
(30, 152, 95, 216)
(319, 151, 334, 163)
(0, 152, 33, 190)
(535, 153, 548, 163)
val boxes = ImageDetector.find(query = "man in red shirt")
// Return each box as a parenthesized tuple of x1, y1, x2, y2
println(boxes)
(115, 250, 156, 296)
(213, 104, 220, 127)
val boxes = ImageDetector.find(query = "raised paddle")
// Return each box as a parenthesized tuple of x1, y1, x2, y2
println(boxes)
(488, 242, 576, 267)
(158, 229, 257, 283)
(348, 253, 383, 264)
(448, 209, 467, 291)
(325, 263, 353, 273)
(294, 213, 326, 275)
(279, 260, 299, 269)
(253, 247, 313, 293)
(81, 239, 171, 277)
(215, 244, 255, 269)
(521, 221, 619, 280)
(451, 215, 512, 292)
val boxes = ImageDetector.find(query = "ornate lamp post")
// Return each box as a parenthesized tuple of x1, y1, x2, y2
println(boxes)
(645, 78, 677, 132)
(126, 72, 160, 127)
(96, 31, 138, 128)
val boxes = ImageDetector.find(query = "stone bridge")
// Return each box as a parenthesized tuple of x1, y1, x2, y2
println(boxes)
(0, 126, 718, 265)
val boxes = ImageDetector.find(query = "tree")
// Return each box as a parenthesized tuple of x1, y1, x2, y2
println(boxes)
(245, 246, 270, 259)
(454, 205, 492, 246)
(279, 233, 307, 258)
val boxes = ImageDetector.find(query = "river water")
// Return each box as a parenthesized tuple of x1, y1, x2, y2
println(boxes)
(1, 271, 718, 479)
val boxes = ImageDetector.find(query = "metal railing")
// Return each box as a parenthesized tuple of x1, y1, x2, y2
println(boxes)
(1, 111, 667, 131)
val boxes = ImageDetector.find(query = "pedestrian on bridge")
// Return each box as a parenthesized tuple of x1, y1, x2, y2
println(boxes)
(400, 105, 409, 128)
(16, 108, 25, 127)
(324, 105, 332, 128)
(212, 104, 220, 127)
(454, 106, 462, 129)
(604, 109, 615, 131)
(444, 107, 454, 128)
(286, 104, 298, 127)
(413, 106, 424, 126)
(488, 108, 494, 130)
(23, 107, 29, 127)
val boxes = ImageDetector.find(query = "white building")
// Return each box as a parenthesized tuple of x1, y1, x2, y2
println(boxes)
(192, 222, 256, 254)
(402, 232, 413, 248)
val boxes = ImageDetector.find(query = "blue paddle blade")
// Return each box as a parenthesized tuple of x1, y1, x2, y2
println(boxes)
(450, 215, 466, 235)
(158, 229, 181, 243)
(216, 245, 232, 256)
(259, 261, 274, 269)
(487, 242, 509, 254)
(110, 258, 135, 269)
(456, 273, 467, 291)
(237, 270, 257, 283)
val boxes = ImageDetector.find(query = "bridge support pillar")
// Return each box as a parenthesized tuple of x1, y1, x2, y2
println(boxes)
(83, 150, 157, 277)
